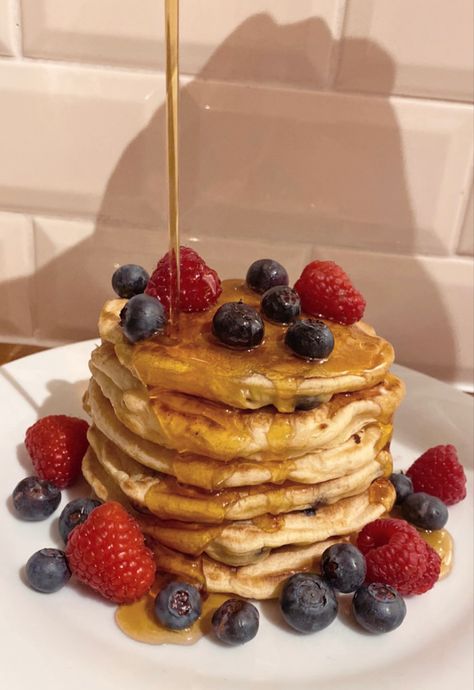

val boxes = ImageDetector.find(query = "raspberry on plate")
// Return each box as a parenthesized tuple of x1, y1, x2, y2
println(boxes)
(25, 415, 89, 489)
(357, 519, 441, 596)
(294, 260, 366, 325)
(66, 501, 156, 604)
(145, 246, 222, 313)
(406, 445, 466, 506)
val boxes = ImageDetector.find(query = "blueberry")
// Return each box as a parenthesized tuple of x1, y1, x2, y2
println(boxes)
(352, 583, 406, 633)
(246, 259, 289, 294)
(389, 473, 414, 504)
(212, 302, 264, 349)
(321, 543, 367, 593)
(26, 548, 71, 593)
(285, 319, 334, 360)
(211, 599, 259, 645)
(13, 476, 61, 521)
(295, 396, 321, 411)
(154, 582, 202, 630)
(279, 573, 338, 634)
(261, 286, 301, 324)
(112, 264, 150, 299)
(120, 294, 167, 343)
(58, 498, 101, 543)
(401, 492, 448, 530)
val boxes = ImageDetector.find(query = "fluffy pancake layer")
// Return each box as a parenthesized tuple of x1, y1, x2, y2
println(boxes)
(86, 378, 391, 490)
(87, 424, 389, 523)
(98, 279, 395, 412)
(89, 342, 404, 461)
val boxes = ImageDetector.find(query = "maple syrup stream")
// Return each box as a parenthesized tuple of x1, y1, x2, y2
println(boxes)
(165, 0, 180, 333)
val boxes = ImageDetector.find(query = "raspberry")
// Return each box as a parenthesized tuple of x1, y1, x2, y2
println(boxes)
(406, 445, 466, 506)
(145, 246, 222, 313)
(294, 260, 366, 325)
(25, 415, 89, 489)
(66, 502, 156, 604)
(357, 519, 441, 596)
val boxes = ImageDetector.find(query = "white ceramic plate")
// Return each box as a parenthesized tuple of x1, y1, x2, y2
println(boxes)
(1, 341, 473, 690)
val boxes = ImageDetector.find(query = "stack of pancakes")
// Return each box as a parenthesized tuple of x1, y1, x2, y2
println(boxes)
(83, 280, 404, 599)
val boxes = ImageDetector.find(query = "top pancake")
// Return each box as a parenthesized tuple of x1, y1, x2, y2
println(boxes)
(99, 279, 394, 412)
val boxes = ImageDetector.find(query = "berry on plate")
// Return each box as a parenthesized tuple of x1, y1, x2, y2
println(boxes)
(112, 264, 149, 299)
(155, 582, 202, 631)
(120, 294, 167, 343)
(212, 302, 264, 349)
(357, 519, 441, 596)
(406, 445, 466, 506)
(261, 286, 301, 324)
(294, 260, 366, 325)
(13, 476, 61, 521)
(321, 543, 366, 594)
(145, 246, 222, 313)
(211, 599, 259, 645)
(352, 583, 406, 634)
(401, 492, 448, 531)
(389, 472, 414, 505)
(25, 416, 89, 489)
(66, 501, 156, 604)
(285, 319, 334, 360)
(58, 497, 102, 543)
(279, 573, 338, 633)
(26, 548, 71, 593)
(246, 259, 289, 294)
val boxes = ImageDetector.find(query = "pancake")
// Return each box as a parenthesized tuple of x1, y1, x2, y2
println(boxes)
(82, 451, 387, 598)
(98, 279, 395, 412)
(86, 378, 391, 489)
(149, 540, 344, 600)
(87, 424, 389, 523)
(89, 342, 404, 461)
(137, 478, 395, 566)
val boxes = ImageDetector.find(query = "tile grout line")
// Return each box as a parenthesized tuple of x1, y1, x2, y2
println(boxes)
(9, 0, 23, 58)
(326, 0, 348, 90)
(0, 51, 472, 108)
(1, 207, 472, 265)
(448, 165, 474, 256)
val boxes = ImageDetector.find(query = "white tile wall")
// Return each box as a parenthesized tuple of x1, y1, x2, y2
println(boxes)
(0, 0, 15, 56)
(458, 191, 474, 256)
(33, 217, 169, 342)
(0, 2, 472, 386)
(21, 0, 343, 87)
(311, 245, 474, 389)
(0, 62, 164, 226)
(181, 82, 473, 256)
(337, 0, 474, 101)
(0, 212, 34, 337)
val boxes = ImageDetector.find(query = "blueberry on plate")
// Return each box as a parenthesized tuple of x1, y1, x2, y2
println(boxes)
(401, 492, 448, 530)
(154, 582, 202, 630)
(212, 302, 264, 349)
(112, 264, 150, 299)
(13, 476, 61, 521)
(352, 583, 406, 633)
(26, 548, 71, 593)
(389, 472, 414, 505)
(58, 497, 102, 543)
(120, 294, 167, 343)
(261, 286, 301, 324)
(285, 319, 334, 361)
(246, 259, 289, 294)
(211, 599, 259, 645)
(321, 543, 367, 594)
(279, 573, 338, 634)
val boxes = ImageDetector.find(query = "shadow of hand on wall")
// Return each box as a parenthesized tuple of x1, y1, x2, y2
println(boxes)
(5, 13, 457, 382)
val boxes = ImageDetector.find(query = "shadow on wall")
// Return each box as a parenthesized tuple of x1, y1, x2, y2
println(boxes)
(6, 14, 458, 381)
